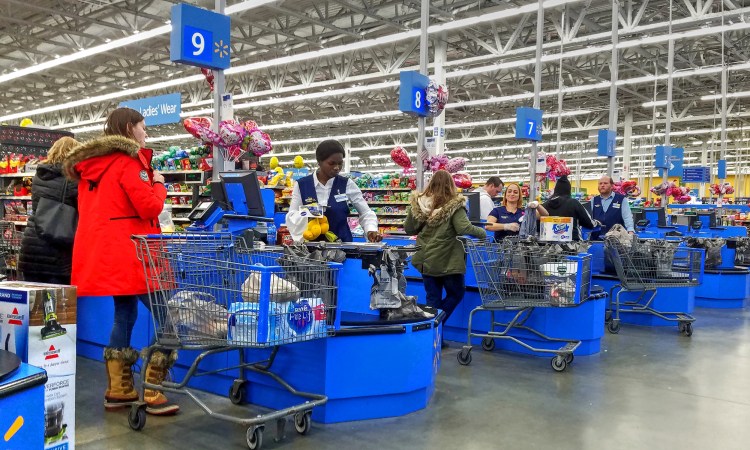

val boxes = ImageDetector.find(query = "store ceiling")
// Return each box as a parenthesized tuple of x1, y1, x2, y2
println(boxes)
(2, 0, 750, 181)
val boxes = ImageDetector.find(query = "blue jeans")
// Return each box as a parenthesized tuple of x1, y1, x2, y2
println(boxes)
(109, 295, 151, 349)
(422, 274, 466, 324)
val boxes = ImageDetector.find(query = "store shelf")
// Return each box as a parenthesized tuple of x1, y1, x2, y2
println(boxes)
(167, 192, 193, 196)
(366, 201, 409, 205)
(169, 205, 193, 209)
(160, 170, 204, 174)
(10, 221, 27, 226)
(0, 173, 34, 178)
(361, 188, 411, 191)
(0, 195, 31, 200)
(173, 217, 192, 222)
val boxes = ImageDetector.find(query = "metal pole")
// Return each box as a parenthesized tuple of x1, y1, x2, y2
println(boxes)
(662, 38, 674, 205)
(623, 111, 632, 179)
(415, 0, 429, 190)
(432, 33, 447, 156)
(529, 1, 544, 201)
(607, 0, 619, 176)
(720, 67, 727, 184)
(212, 0, 226, 178)
(555, 9, 565, 156)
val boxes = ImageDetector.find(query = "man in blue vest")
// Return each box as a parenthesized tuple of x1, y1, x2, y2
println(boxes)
(287, 140, 381, 242)
(590, 175, 634, 240)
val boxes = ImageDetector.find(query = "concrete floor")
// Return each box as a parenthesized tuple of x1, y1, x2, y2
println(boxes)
(76, 307, 750, 450)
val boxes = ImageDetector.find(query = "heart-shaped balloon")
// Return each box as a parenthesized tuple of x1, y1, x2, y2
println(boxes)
(242, 129, 273, 156)
(183, 117, 212, 140)
(445, 157, 466, 174)
(452, 172, 473, 189)
(219, 120, 247, 147)
(242, 120, 259, 133)
(390, 146, 412, 168)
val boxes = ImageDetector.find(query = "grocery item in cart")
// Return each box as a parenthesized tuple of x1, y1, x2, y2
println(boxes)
(241, 271, 300, 302)
(167, 291, 228, 339)
(227, 298, 327, 345)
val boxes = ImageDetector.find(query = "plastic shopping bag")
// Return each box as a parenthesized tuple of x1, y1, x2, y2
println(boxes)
(241, 272, 300, 302)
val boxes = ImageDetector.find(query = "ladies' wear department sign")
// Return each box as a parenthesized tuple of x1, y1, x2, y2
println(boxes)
(119, 93, 182, 126)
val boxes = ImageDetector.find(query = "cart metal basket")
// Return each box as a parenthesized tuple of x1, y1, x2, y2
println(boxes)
(0, 221, 22, 281)
(457, 238, 593, 372)
(129, 233, 341, 449)
(604, 235, 702, 336)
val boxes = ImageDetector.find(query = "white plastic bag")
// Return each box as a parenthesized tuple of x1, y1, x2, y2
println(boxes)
(158, 204, 176, 233)
(241, 272, 300, 302)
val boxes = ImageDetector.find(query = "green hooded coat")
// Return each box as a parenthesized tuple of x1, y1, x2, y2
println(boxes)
(404, 194, 486, 276)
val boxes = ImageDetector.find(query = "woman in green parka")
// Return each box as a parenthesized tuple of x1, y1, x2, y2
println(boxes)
(404, 170, 486, 341)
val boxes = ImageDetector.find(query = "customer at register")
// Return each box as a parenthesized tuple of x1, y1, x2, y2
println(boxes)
(473, 176, 504, 220)
(19, 137, 80, 284)
(64, 107, 178, 416)
(485, 183, 548, 241)
(287, 139, 382, 242)
(404, 170, 486, 346)
(590, 175, 634, 240)
(542, 175, 595, 241)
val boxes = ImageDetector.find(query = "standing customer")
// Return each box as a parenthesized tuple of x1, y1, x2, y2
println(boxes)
(63, 107, 178, 415)
(589, 175, 634, 240)
(19, 137, 80, 284)
(404, 170, 486, 344)
(473, 176, 504, 220)
(485, 183, 548, 241)
(542, 175, 595, 241)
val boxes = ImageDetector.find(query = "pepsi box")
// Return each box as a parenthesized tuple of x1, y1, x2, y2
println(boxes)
(539, 216, 574, 242)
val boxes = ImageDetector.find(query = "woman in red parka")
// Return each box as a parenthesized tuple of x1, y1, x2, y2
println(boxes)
(63, 107, 178, 416)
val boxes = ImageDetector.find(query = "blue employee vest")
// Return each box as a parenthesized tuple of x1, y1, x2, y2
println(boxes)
(591, 192, 626, 240)
(297, 174, 354, 242)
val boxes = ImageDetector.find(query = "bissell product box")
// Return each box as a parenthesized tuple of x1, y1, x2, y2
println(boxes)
(0, 282, 77, 450)
(540, 216, 574, 242)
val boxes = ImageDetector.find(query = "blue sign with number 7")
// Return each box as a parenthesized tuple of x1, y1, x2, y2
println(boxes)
(515, 107, 543, 141)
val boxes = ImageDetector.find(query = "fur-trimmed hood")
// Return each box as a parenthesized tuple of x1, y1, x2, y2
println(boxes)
(409, 193, 467, 226)
(63, 135, 142, 180)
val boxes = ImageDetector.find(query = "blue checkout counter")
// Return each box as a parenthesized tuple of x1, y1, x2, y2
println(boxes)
(77, 240, 443, 424)
(0, 357, 46, 449)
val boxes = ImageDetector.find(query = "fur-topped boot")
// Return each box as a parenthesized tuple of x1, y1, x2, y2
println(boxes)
(103, 347, 139, 410)
(142, 349, 180, 416)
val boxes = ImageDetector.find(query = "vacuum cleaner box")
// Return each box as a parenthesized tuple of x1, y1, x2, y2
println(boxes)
(0, 281, 76, 450)
(539, 216, 574, 242)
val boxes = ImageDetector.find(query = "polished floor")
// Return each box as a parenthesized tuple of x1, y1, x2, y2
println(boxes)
(76, 307, 750, 450)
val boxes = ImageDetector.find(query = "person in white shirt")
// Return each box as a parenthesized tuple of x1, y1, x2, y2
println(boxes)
(473, 176, 504, 221)
(286, 140, 381, 242)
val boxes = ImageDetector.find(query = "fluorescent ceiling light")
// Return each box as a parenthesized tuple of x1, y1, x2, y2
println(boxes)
(262, 110, 403, 130)
(701, 90, 750, 101)
(642, 100, 669, 108)
(0, 0, 280, 87)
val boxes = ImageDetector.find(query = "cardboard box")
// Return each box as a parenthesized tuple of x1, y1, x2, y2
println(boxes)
(0, 281, 77, 450)
(539, 216, 574, 242)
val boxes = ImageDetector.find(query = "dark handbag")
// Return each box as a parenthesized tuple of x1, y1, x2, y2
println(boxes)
(34, 179, 77, 245)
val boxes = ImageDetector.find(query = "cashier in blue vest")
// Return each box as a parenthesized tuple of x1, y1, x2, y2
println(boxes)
(286, 140, 382, 243)
(590, 175, 635, 240)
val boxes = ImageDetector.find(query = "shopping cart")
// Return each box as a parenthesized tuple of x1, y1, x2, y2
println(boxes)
(604, 235, 702, 336)
(458, 238, 593, 372)
(0, 221, 22, 281)
(130, 233, 341, 450)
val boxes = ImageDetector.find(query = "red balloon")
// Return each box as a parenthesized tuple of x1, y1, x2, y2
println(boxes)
(452, 172, 473, 189)
(390, 146, 412, 168)
(183, 117, 212, 140)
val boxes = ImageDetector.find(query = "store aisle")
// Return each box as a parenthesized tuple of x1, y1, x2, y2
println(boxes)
(76, 307, 750, 450)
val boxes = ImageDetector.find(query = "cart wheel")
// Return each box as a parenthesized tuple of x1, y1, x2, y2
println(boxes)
(229, 380, 246, 405)
(457, 349, 472, 366)
(551, 356, 567, 372)
(565, 353, 574, 364)
(678, 322, 686, 333)
(481, 338, 495, 352)
(683, 322, 693, 337)
(294, 411, 312, 435)
(607, 320, 621, 334)
(246, 426, 264, 450)
(128, 405, 146, 431)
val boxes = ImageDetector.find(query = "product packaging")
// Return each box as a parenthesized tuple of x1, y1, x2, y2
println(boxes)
(0, 281, 77, 450)
(539, 216, 574, 242)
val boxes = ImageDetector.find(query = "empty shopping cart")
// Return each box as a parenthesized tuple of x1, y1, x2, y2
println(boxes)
(0, 221, 22, 281)
(458, 238, 593, 372)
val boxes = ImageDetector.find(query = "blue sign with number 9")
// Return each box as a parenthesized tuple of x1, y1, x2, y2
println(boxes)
(183, 26, 213, 64)
(170, 3, 230, 70)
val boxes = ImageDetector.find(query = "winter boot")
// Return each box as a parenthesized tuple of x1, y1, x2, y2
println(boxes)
(142, 349, 180, 416)
(103, 347, 139, 410)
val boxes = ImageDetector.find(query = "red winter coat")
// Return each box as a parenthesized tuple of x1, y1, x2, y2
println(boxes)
(63, 135, 167, 296)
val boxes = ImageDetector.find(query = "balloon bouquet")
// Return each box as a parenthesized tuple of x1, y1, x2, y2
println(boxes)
(709, 182, 734, 205)
(651, 181, 691, 204)
(389, 146, 470, 188)
(539, 154, 571, 182)
(613, 180, 642, 198)
(183, 117, 273, 163)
